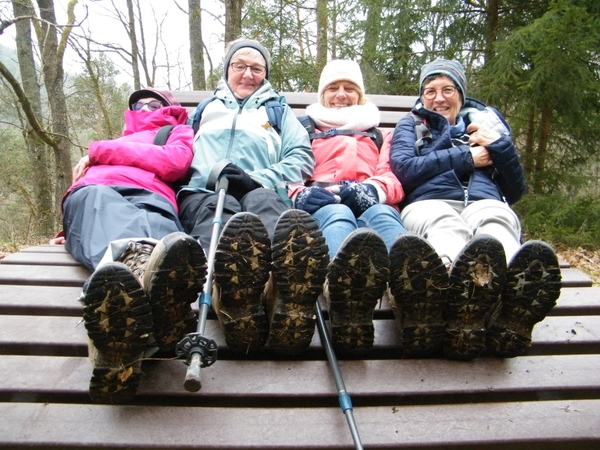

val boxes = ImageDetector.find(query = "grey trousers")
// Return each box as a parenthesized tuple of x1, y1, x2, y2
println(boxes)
(400, 198, 522, 265)
(63, 185, 183, 271)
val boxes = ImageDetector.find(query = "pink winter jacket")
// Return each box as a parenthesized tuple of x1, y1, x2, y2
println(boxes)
(65, 105, 194, 211)
(289, 129, 404, 209)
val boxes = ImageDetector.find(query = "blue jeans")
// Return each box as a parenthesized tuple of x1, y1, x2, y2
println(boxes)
(313, 203, 406, 257)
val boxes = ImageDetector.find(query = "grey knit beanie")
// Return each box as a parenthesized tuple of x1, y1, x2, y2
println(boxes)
(223, 39, 271, 80)
(419, 58, 467, 103)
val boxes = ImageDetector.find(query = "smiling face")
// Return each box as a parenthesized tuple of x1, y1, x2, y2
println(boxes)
(421, 75, 462, 125)
(322, 81, 361, 109)
(227, 50, 267, 99)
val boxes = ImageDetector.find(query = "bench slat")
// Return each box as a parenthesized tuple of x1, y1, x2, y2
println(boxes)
(1, 400, 598, 449)
(1, 354, 598, 402)
(1, 315, 598, 357)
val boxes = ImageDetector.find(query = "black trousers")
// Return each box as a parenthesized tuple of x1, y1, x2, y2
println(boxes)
(178, 188, 289, 251)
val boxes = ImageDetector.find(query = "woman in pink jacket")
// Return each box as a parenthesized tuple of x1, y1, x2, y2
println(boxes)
(61, 89, 206, 404)
(290, 60, 407, 355)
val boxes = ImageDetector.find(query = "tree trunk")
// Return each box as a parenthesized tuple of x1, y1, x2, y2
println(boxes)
(316, 0, 328, 72)
(35, 0, 76, 219)
(188, 0, 206, 89)
(126, 0, 141, 89)
(225, 0, 244, 46)
(534, 103, 551, 193)
(11, 0, 54, 237)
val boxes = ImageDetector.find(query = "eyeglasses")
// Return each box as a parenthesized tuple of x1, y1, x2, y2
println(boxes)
(229, 63, 266, 76)
(132, 100, 164, 111)
(422, 86, 458, 100)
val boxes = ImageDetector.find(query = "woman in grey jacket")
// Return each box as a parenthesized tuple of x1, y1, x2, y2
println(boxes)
(388, 59, 561, 361)
(178, 39, 328, 356)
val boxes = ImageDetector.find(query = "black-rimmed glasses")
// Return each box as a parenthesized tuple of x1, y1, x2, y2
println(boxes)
(229, 63, 266, 76)
(132, 100, 164, 111)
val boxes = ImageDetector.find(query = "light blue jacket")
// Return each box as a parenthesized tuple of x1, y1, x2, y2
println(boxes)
(180, 78, 314, 194)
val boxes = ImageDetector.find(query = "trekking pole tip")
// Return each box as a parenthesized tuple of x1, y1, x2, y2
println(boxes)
(183, 353, 202, 392)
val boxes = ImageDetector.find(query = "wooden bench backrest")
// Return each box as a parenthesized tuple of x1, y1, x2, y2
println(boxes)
(172, 91, 418, 129)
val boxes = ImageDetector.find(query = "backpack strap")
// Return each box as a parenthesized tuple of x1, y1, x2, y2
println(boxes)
(153, 125, 175, 146)
(309, 127, 384, 151)
(413, 113, 432, 154)
(189, 96, 216, 134)
(265, 99, 286, 133)
(190, 96, 286, 135)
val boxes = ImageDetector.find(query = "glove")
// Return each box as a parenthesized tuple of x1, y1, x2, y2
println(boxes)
(338, 183, 379, 217)
(221, 163, 262, 201)
(294, 186, 337, 214)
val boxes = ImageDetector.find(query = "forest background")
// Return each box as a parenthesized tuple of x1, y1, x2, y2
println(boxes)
(0, 0, 599, 283)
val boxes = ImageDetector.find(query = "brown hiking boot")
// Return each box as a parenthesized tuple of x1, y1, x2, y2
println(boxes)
(388, 233, 448, 358)
(269, 209, 329, 355)
(324, 228, 389, 355)
(119, 234, 207, 352)
(212, 212, 271, 353)
(444, 235, 506, 361)
(81, 262, 153, 404)
(487, 240, 562, 357)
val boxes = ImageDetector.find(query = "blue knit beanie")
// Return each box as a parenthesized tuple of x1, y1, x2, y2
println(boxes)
(419, 58, 467, 104)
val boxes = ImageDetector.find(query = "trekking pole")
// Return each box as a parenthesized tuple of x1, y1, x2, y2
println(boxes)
(315, 303, 364, 450)
(176, 176, 229, 392)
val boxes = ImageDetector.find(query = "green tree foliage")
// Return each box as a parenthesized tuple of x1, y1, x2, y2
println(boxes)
(476, 0, 600, 194)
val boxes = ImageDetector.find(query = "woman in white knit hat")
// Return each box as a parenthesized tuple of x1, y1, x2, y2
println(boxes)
(289, 59, 407, 355)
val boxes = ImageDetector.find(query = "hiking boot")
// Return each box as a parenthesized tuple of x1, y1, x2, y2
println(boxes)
(81, 262, 153, 404)
(388, 233, 448, 358)
(444, 235, 506, 361)
(324, 228, 389, 355)
(142, 232, 207, 351)
(269, 209, 329, 355)
(486, 240, 562, 357)
(212, 212, 271, 353)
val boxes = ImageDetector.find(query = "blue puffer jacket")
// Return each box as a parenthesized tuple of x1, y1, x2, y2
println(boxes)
(390, 98, 526, 207)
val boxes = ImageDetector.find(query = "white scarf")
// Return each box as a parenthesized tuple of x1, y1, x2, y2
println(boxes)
(305, 101, 380, 131)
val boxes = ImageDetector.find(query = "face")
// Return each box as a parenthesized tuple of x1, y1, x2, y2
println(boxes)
(322, 81, 361, 109)
(132, 97, 164, 112)
(421, 75, 462, 125)
(227, 53, 267, 99)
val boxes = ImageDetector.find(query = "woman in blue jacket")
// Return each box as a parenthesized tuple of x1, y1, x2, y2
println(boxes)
(389, 59, 561, 361)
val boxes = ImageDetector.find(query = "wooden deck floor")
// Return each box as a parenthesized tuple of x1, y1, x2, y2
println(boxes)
(1, 244, 599, 449)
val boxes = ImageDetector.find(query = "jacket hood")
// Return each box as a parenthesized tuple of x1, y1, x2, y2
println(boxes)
(128, 88, 180, 109)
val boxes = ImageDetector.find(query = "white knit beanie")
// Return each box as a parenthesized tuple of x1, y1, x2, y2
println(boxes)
(318, 60, 365, 102)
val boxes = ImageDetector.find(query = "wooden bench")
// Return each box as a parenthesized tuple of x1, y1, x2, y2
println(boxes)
(1, 91, 599, 449)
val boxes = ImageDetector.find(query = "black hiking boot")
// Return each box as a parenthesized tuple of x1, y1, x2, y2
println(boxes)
(324, 228, 389, 355)
(212, 212, 271, 353)
(81, 262, 153, 404)
(269, 209, 329, 355)
(486, 240, 562, 357)
(444, 235, 506, 361)
(388, 233, 448, 358)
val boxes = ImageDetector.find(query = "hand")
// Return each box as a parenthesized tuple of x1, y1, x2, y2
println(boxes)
(294, 186, 338, 214)
(72, 156, 91, 182)
(221, 163, 261, 201)
(467, 123, 501, 147)
(338, 183, 379, 217)
(469, 146, 493, 168)
(49, 236, 65, 245)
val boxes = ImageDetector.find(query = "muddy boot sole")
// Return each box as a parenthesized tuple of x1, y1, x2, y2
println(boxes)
(326, 228, 389, 355)
(82, 262, 153, 404)
(213, 212, 271, 353)
(269, 209, 329, 355)
(445, 235, 506, 361)
(487, 240, 562, 357)
(389, 233, 448, 358)
(144, 232, 207, 351)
